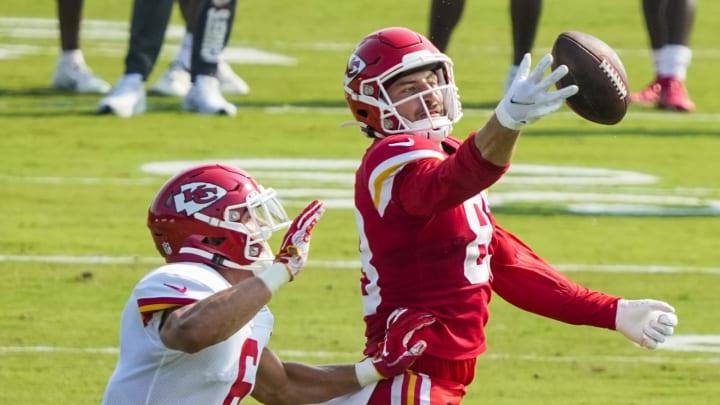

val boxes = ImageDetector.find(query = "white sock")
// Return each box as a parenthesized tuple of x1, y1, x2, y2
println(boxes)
(176, 32, 193, 71)
(60, 49, 85, 66)
(657, 44, 691, 80)
(122, 73, 144, 85)
(651, 48, 663, 75)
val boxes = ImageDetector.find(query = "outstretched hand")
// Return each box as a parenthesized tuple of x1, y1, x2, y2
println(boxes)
(495, 53, 579, 130)
(274, 200, 324, 279)
(615, 299, 678, 349)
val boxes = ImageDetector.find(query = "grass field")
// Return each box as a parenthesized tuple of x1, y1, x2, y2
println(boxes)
(1, 0, 719, 404)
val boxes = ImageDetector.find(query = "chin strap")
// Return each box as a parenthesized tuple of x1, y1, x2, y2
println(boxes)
(340, 121, 385, 139)
(177, 247, 269, 274)
(339, 120, 366, 129)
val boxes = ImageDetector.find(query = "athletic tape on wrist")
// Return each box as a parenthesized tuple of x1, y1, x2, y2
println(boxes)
(257, 263, 291, 294)
(354, 358, 384, 387)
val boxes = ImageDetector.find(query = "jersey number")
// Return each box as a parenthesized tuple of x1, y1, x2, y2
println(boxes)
(462, 195, 492, 284)
(222, 338, 259, 405)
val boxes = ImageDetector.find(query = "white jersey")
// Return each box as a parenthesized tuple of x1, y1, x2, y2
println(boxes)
(102, 262, 273, 405)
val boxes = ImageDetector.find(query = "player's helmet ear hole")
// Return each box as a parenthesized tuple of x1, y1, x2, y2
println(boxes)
(357, 109, 368, 118)
(203, 236, 226, 246)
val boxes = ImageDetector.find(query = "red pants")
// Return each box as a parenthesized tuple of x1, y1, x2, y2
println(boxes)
(367, 371, 467, 405)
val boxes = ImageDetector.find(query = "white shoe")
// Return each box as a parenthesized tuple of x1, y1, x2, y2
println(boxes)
(52, 59, 111, 94)
(151, 61, 249, 97)
(150, 62, 192, 97)
(97, 74, 147, 118)
(183, 75, 237, 116)
(217, 61, 250, 95)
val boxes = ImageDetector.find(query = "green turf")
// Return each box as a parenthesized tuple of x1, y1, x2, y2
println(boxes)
(1, 0, 719, 404)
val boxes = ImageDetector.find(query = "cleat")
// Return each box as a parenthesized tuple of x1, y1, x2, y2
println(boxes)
(657, 77, 695, 112)
(183, 75, 237, 116)
(217, 61, 250, 95)
(629, 79, 662, 105)
(97, 74, 146, 117)
(52, 59, 111, 94)
(150, 62, 192, 97)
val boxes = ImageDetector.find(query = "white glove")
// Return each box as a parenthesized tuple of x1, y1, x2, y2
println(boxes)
(495, 53, 579, 130)
(615, 299, 678, 349)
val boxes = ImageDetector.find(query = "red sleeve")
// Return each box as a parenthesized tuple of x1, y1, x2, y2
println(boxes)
(397, 133, 509, 216)
(489, 224, 619, 330)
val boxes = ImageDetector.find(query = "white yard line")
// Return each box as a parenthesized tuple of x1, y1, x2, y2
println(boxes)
(1, 254, 719, 274)
(1, 345, 718, 362)
(1, 254, 718, 354)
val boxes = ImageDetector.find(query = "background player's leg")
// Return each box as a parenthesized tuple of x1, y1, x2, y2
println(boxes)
(428, 0, 466, 53)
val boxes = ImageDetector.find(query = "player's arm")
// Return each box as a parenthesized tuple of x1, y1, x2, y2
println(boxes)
(473, 114, 521, 167)
(160, 201, 324, 353)
(251, 348, 362, 405)
(252, 308, 435, 405)
(489, 224, 677, 349)
(395, 144, 507, 216)
(386, 52, 578, 217)
(159, 276, 274, 352)
(489, 224, 619, 327)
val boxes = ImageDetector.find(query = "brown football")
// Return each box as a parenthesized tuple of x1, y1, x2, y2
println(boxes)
(551, 31, 629, 125)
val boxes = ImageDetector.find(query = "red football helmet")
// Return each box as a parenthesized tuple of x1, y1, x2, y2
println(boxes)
(147, 164, 291, 274)
(343, 27, 462, 141)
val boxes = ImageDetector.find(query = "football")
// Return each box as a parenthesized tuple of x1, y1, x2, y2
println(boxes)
(551, 31, 629, 125)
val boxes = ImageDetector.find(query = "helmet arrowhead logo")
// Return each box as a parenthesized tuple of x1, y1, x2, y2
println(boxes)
(173, 182, 228, 216)
(345, 54, 366, 85)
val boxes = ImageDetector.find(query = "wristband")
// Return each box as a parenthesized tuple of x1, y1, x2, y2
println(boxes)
(257, 263, 291, 294)
(354, 357, 384, 387)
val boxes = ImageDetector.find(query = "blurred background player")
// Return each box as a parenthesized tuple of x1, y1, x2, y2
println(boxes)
(98, 0, 248, 117)
(629, 0, 696, 112)
(149, 0, 249, 98)
(428, 0, 543, 91)
(51, 0, 111, 93)
(101, 163, 436, 404)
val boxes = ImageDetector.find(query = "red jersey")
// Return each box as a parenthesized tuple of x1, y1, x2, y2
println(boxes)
(355, 133, 619, 385)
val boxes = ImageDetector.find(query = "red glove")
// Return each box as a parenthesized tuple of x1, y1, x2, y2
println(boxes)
(355, 307, 436, 386)
(274, 200, 324, 279)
